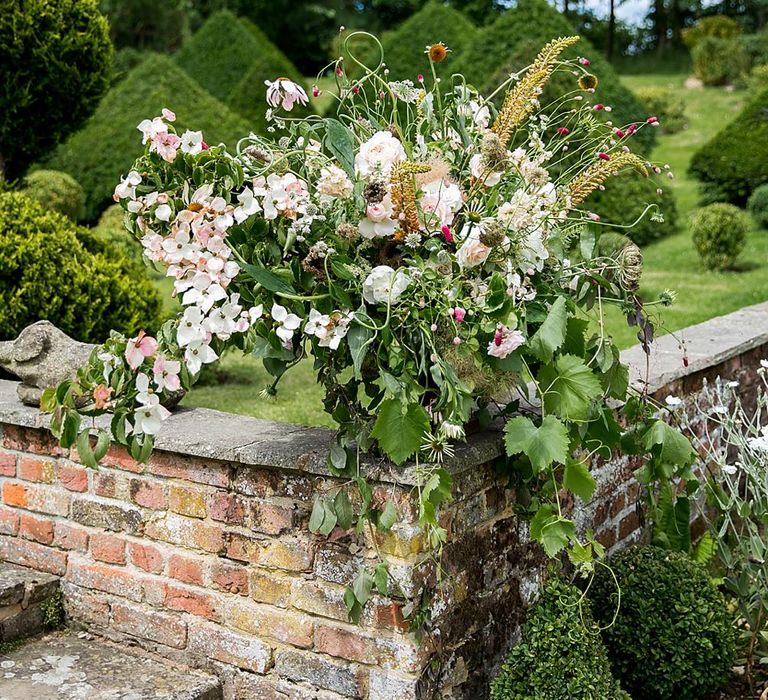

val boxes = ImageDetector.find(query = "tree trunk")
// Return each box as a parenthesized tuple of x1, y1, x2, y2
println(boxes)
(607, 0, 616, 59)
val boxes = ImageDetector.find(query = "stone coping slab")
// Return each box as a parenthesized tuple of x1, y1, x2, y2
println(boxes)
(0, 633, 222, 700)
(0, 301, 766, 483)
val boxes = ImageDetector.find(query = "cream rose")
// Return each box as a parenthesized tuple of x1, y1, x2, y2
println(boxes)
(362, 265, 411, 305)
(420, 179, 463, 228)
(456, 225, 491, 269)
(359, 195, 398, 238)
(316, 164, 353, 201)
(354, 131, 406, 179)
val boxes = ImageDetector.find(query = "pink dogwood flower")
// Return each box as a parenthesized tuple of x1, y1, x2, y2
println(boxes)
(125, 331, 159, 370)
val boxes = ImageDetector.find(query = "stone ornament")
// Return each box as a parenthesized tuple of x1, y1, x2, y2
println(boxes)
(0, 321, 94, 406)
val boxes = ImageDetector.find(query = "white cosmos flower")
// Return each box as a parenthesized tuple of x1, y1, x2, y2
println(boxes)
(362, 266, 411, 305)
(354, 131, 406, 179)
(271, 304, 302, 346)
(180, 130, 204, 155)
(265, 78, 309, 111)
(184, 340, 218, 375)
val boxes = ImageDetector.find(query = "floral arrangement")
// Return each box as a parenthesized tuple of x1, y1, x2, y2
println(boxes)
(46, 34, 694, 612)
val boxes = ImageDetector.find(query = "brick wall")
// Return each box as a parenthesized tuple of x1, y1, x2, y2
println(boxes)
(0, 302, 766, 700)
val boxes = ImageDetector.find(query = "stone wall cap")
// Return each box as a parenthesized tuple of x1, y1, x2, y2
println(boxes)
(1, 301, 767, 482)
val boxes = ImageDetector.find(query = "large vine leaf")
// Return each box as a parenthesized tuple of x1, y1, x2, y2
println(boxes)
(528, 296, 567, 362)
(504, 414, 569, 474)
(539, 354, 603, 421)
(563, 458, 597, 502)
(642, 419, 696, 469)
(241, 263, 297, 296)
(530, 505, 576, 557)
(370, 399, 430, 465)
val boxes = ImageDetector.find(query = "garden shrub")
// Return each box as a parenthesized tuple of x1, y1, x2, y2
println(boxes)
(377, 2, 478, 81)
(99, 0, 189, 53)
(20, 171, 85, 222)
(452, 0, 655, 153)
(690, 203, 749, 270)
(42, 53, 251, 222)
(691, 36, 749, 85)
(689, 86, 768, 205)
(589, 546, 735, 700)
(595, 231, 633, 258)
(92, 204, 156, 273)
(747, 183, 768, 228)
(0, 0, 112, 180)
(586, 171, 679, 246)
(0, 192, 161, 342)
(744, 63, 768, 93)
(490, 575, 628, 700)
(741, 31, 768, 69)
(682, 15, 742, 49)
(111, 47, 148, 84)
(633, 86, 686, 134)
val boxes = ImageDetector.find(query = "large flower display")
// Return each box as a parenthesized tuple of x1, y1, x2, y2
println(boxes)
(46, 36, 691, 599)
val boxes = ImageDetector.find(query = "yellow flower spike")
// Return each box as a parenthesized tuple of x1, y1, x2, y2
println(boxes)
(568, 153, 648, 206)
(390, 162, 431, 235)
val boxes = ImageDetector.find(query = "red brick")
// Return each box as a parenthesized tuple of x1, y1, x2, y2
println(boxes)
(18, 457, 55, 483)
(210, 561, 248, 595)
(57, 463, 88, 492)
(315, 624, 375, 664)
(0, 535, 67, 575)
(100, 445, 144, 473)
(0, 507, 19, 536)
(129, 478, 167, 510)
(93, 472, 118, 498)
(169, 554, 204, 586)
(2, 481, 70, 515)
(209, 492, 245, 524)
(2, 426, 66, 456)
(249, 501, 295, 535)
(149, 453, 230, 488)
(18, 512, 55, 545)
(597, 528, 617, 549)
(619, 511, 641, 539)
(371, 601, 408, 631)
(128, 542, 165, 574)
(169, 485, 207, 518)
(112, 601, 187, 649)
(164, 584, 220, 621)
(0, 452, 16, 477)
(91, 533, 126, 565)
(66, 555, 142, 601)
(610, 493, 626, 519)
(53, 523, 89, 552)
(63, 582, 110, 626)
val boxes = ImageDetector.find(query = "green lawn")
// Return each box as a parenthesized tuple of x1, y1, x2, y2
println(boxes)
(181, 72, 767, 424)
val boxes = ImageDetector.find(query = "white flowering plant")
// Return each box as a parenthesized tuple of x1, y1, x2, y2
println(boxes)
(45, 35, 695, 600)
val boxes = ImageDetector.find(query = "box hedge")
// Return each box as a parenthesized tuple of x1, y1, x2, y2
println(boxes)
(20, 170, 85, 222)
(689, 86, 768, 205)
(452, 0, 655, 154)
(42, 53, 251, 222)
(0, 192, 161, 343)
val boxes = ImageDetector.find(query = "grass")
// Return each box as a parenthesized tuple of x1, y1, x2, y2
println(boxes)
(175, 71, 767, 424)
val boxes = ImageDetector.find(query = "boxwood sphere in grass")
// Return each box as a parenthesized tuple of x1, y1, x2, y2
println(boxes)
(589, 546, 735, 700)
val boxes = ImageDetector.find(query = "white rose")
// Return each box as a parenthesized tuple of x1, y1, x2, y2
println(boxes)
(420, 180, 463, 228)
(354, 131, 406, 179)
(362, 265, 411, 305)
(456, 225, 491, 269)
(359, 195, 398, 238)
(470, 153, 502, 187)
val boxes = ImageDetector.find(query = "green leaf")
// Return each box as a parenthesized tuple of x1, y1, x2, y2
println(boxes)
(328, 444, 348, 474)
(693, 531, 716, 565)
(352, 568, 373, 605)
(344, 586, 363, 624)
(563, 458, 597, 502)
(334, 490, 354, 530)
(60, 410, 81, 449)
(377, 500, 398, 531)
(539, 354, 603, 421)
(241, 263, 297, 296)
(347, 321, 375, 380)
(40, 388, 57, 413)
(504, 415, 569, 474)
(530, 506, 576, 557)
(92, 430, 110, 463)
(370, 399, 430, 465)
(373, 562, 389, 596)
(309, 497, 326, 533)
(323, 118, 356, 176)
(643, 420, 696, 469)
(528, 296, 567, 362)
(76, 429, 97, 470)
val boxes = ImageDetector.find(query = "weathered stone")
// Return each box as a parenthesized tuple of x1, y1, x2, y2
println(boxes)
(274, 648, 361, 697)
(0, 633, 222, 699)
(0, 562, 59, 642)
(368, 669, 419, 700)
(0, 322, 94, 406)
(71, 496, 145, 534)
(188, 620, 271, 673)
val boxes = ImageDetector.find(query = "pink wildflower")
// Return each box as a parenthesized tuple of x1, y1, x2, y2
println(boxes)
(441, 225, 453, 243)
(557, 127, 570, 135)
(453, 307, 466, 323)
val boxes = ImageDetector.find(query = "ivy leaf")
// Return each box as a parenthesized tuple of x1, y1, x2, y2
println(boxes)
(539, 354, 603, 421)
(504, 415, 569, 474)
(323, 118, 356, 176)
(334, 490, 354, 530)
(241, 263, 297, 296)
(371, 399, 430, 465)
(563, 458, 597, 502)
(377, 500, 398, 531)
(528, 296, 567, 362)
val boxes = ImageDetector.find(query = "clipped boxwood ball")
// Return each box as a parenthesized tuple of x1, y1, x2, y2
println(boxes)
(690, 203, 749, 270)
(589, 546, 735, 700)
(21, 170, 85, 221)
(0, 192, 161, 343)
(491, 575, 629, 700)
(747, 183, 768, 228)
